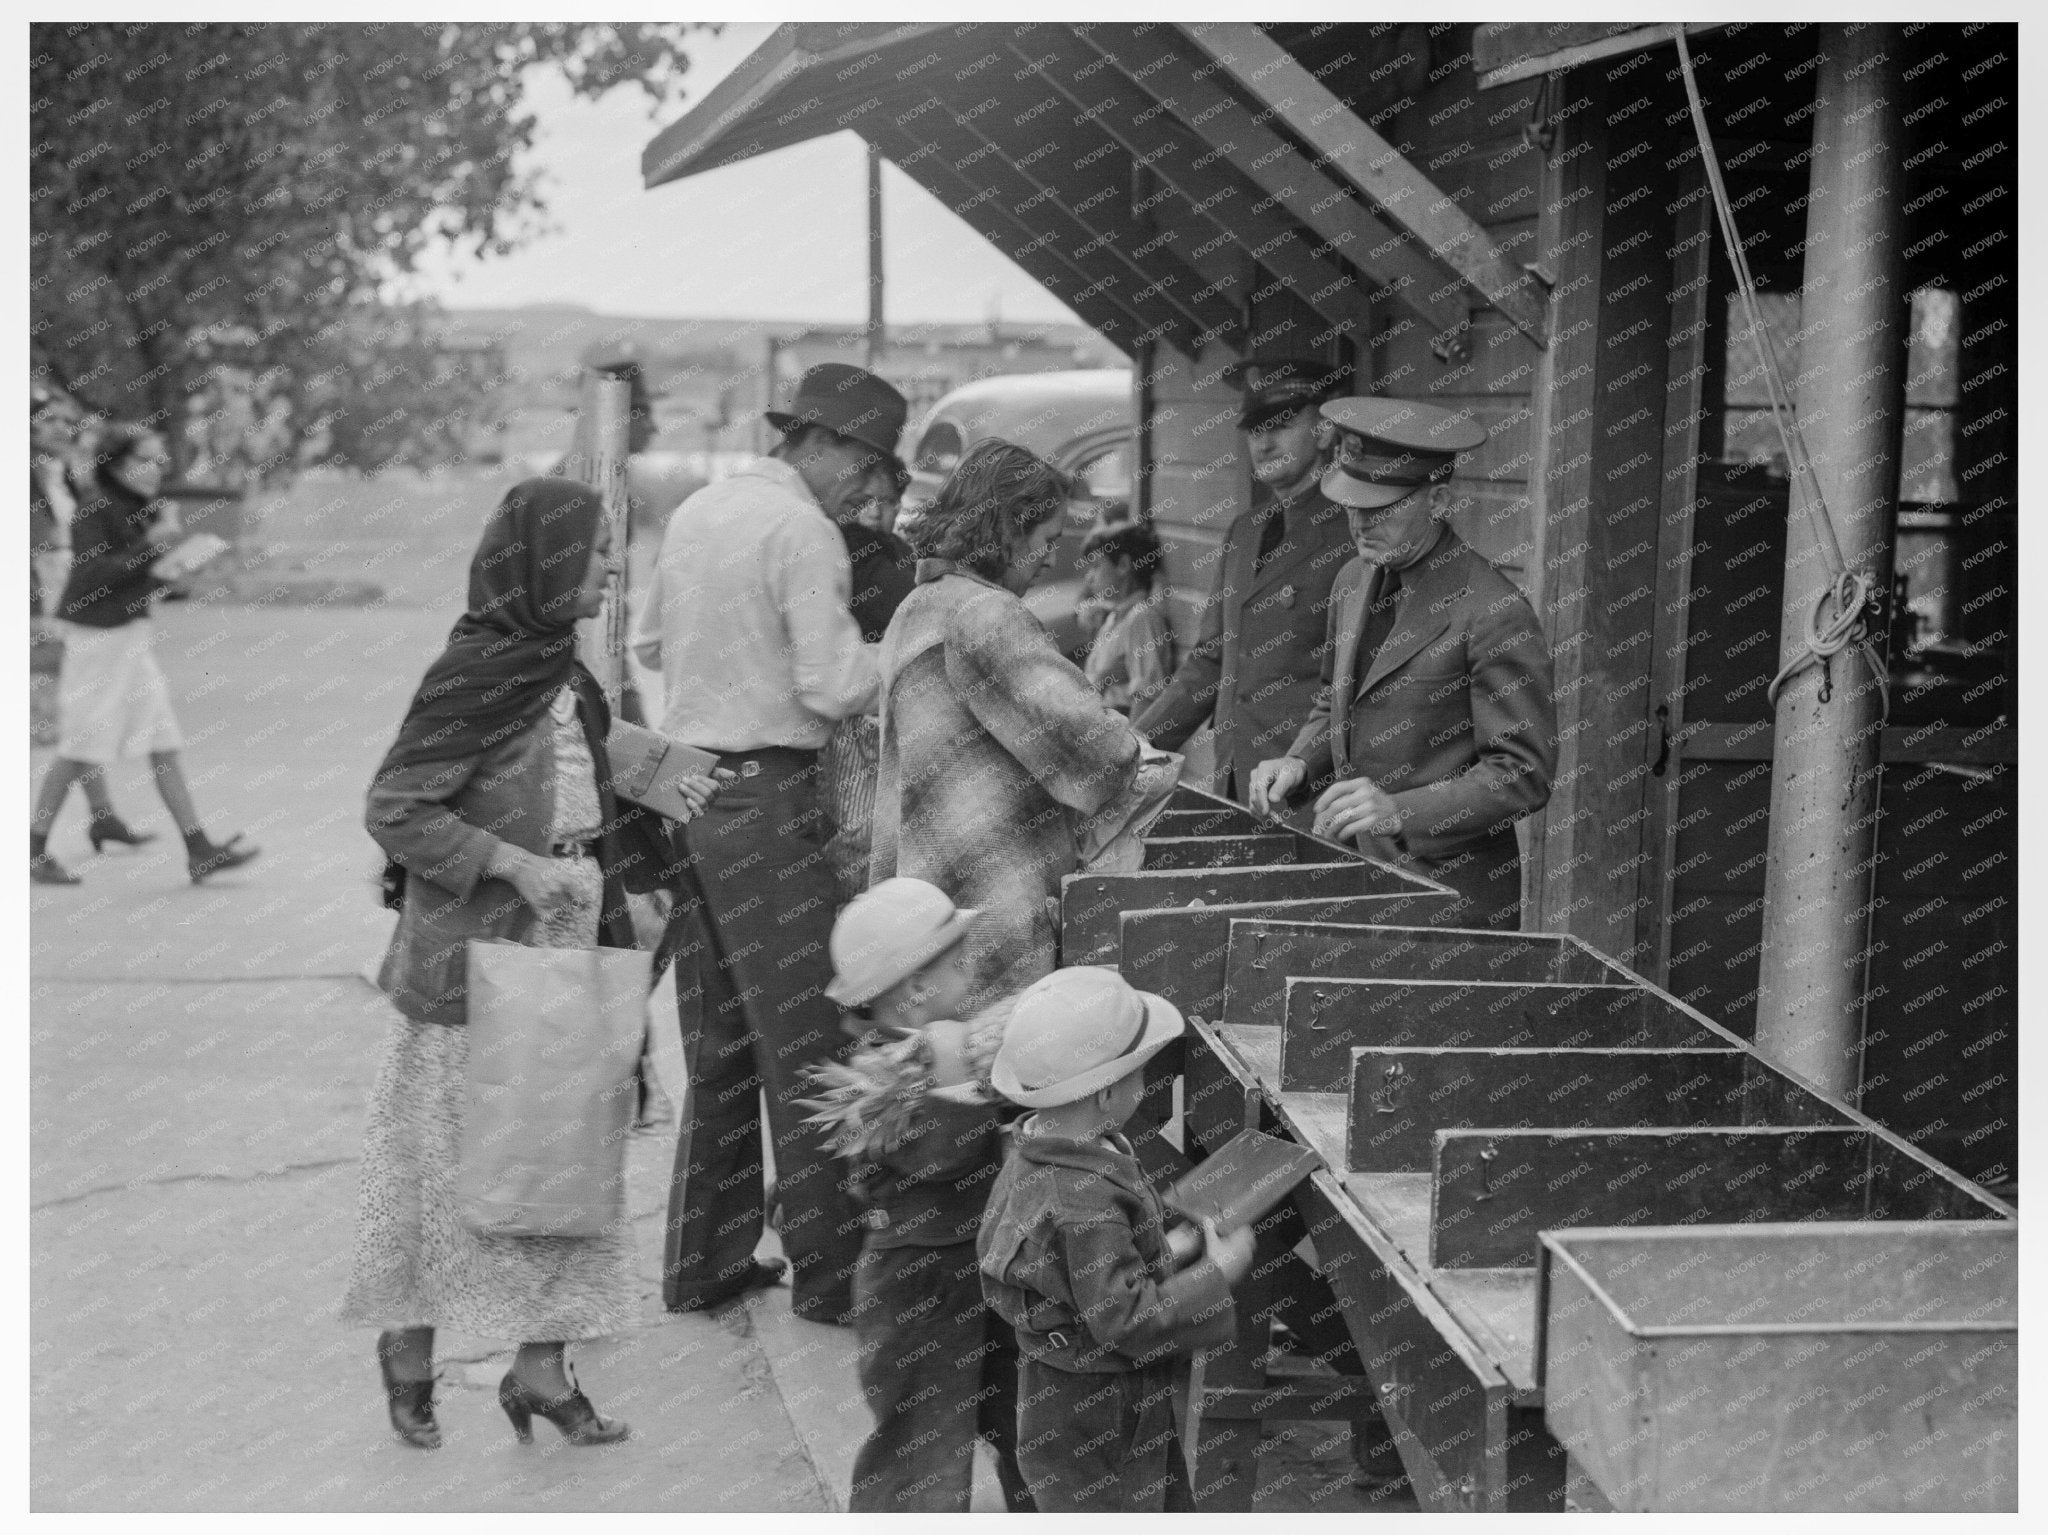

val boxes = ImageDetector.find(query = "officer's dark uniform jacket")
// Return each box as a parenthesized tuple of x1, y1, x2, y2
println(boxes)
(977, 1123, 1235, 1373)
(1134, 481, 1352, 796)
(1288, 524, 1557, 925)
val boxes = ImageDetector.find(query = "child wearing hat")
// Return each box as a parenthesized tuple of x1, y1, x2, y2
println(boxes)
(803, 879, 1035, 1513)
(977, 966, 1256, 1511)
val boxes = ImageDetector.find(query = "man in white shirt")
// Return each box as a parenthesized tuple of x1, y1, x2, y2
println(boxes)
(635, 362, 907, 1325)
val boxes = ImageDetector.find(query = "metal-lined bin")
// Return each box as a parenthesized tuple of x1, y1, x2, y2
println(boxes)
(1538, 1222, 2017, 1511)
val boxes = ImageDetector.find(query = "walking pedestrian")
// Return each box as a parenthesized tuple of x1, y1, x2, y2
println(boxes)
(803, 879, 1035, 1512)
(869, 440, 1143, 1001)
(1133, 357, 1353, 804)
(978, 967, 1255, 1511)
(1248, 397, 1557, 929)
(631, 361, 907, 1323)
(29, 425, 256, 886)
(342, 477, 703, 1449)
(1076, 510, 1175, 715)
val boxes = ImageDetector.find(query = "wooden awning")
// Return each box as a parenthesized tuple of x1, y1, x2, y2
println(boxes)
(644, 23, 1550, 355)
(1472, 21, 1725, 88)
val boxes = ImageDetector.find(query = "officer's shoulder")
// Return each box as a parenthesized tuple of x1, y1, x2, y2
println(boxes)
(1446, 540, 1540, 619)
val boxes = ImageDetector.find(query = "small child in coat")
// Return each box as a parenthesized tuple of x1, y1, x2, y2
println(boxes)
(803, 878, 1035, 1513)
(977, 966, 1256, 1511)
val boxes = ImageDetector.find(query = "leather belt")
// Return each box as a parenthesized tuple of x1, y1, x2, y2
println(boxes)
(710, 745, 819, 779)
(548, 838, 599, 860)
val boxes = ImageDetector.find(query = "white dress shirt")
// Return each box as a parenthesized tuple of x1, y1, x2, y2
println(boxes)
(631, 457, 878, 751)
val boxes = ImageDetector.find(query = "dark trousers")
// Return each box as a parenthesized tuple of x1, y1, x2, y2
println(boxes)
(660, 752, 862, 1320)
(848, 1241, 1034, 1513)
(1015, 1357, 1180, 1512)
(1419, 830, 1526, 931)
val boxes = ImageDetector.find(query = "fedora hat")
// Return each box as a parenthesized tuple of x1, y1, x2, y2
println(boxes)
(991, 967, 1184, 1109)
(825, 877, 979, 1007)
(765, 362, 909, 465)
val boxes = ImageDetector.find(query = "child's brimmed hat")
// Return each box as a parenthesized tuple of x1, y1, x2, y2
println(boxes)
(991, 966, 1184, 1108)
(825, 877, 978, 1007)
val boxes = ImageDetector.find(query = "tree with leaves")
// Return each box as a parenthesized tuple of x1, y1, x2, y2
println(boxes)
(31, 21, 705, 481)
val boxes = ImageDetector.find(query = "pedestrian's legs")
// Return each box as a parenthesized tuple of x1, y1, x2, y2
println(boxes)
(30, 755, 89, 838)
(146, 749, 203, 837)
(376, 1325, 433, 1381)
(681, 759, 861, 1319)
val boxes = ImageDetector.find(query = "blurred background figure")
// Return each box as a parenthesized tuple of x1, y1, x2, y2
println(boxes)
(822, 457, 915, 908)
(29, 425, 259, 886)
(1075, 507, 1174, 716)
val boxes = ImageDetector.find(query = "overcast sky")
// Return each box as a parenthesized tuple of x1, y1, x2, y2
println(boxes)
(415, 23, 1084, 327)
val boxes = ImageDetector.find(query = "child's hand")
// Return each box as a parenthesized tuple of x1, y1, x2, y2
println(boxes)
(1163, 1221, 1203, 1269)
(1201, 1217, 1255, 1285)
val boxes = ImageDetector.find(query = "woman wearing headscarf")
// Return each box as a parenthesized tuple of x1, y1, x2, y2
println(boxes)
(869, 441, 1146, 1002)
(341, 478, 706, 1450)
(29, 424, 257, 885)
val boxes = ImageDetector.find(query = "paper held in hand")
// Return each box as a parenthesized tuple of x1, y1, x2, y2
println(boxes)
(1162, 1128, 1320, 1235)
(605, 719, 719, 822)
(149, 531, 230, 582)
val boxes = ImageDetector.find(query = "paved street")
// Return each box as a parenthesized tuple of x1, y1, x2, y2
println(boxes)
(29, 567, 1382, 1513)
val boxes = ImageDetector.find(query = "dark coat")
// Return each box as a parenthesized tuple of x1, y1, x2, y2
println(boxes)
(977, 1125, 1235, 1373)
(56, 474, 167, 629)
(366, 676, 677, 1026)
(1287, 527, 1557, 921)
(1133, 485, 1353, 795)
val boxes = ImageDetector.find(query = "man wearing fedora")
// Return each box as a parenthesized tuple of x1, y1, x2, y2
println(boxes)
(1249, 397, 1557, 930)
(634, 361, 909, 1323)
(1133, 356, 1354, 809)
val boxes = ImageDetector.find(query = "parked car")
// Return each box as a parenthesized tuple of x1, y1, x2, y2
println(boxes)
(898, 368, 1133, 656)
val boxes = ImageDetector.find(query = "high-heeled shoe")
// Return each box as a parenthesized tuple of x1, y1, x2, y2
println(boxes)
(377, 1348, 441, 1450)
(88, 813, 158, 853)
(185, 831, 260, 884)
(498, 1367, 631, 1446)
(30, 849, 80, 886)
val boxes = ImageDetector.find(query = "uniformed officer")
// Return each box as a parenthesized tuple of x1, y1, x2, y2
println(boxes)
(1249, 397, 1557, 929)
(1133, 357, 1354, 804)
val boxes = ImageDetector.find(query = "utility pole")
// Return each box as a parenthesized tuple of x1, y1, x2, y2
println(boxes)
(866, 141, 885, 369)
(1751, 24, 1905, 1099)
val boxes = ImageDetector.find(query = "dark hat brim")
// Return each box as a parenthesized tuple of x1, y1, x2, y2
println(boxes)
(1321, 465, 1435, 510)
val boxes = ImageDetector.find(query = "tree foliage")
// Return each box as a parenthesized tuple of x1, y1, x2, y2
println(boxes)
(31, 21, 704, 480)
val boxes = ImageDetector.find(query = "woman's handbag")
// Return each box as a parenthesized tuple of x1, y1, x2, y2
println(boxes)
(456, 937, 652, 1238)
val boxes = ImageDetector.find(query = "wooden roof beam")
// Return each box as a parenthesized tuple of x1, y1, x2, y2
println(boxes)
(908, 92, 1240, 352)
(858, 116, 1165, 353)
(1007, 28, 1376, 349)
(1076, 25, 1469, 349)
(1185, 23, 1551, 348)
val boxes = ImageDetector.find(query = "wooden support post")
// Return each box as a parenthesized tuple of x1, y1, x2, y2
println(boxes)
(1753, 25, 1905, 1099)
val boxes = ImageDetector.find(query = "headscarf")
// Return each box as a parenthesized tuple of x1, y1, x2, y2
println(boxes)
(374, 477, 604, 780)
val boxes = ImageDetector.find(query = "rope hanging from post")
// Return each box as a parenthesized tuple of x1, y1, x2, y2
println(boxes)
(1673, 33, 1889, 717)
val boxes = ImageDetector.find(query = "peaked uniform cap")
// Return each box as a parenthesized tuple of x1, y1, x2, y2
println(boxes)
(1318, 395, 1487, 508)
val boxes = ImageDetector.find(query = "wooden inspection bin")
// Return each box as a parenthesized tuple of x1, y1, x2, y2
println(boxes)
(1538, 1222, 2017, 1511)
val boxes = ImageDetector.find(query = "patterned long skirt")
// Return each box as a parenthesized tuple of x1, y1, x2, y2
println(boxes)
(338, 854, 637, 1342)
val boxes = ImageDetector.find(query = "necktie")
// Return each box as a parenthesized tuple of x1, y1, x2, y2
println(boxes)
(1252, 500, 1288, 574)
(1354, 565, 1404, 683)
